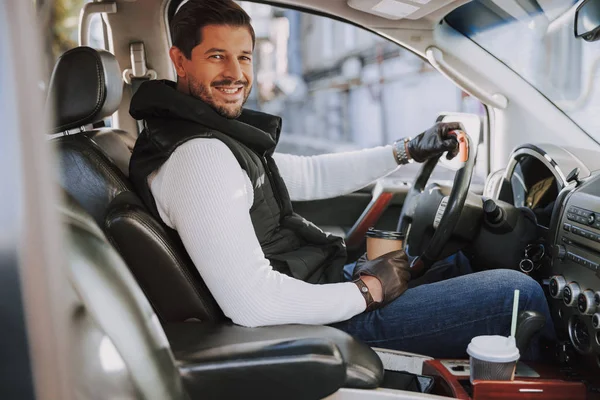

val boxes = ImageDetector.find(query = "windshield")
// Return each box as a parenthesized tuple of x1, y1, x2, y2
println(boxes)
(447, 0, 600, 139)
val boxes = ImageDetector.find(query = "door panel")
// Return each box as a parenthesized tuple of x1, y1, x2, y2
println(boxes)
(292, 187, 409, 237)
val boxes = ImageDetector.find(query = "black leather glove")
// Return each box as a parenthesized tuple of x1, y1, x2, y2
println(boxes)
(353, 250, 411, 311)
(406, 122, 463, 163)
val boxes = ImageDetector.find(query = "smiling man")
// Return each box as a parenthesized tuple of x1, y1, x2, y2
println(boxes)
(128, 0, 554, 359)
(170, 22, 253, 118)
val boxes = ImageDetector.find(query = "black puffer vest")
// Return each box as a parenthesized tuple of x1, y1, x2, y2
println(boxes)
(129, 80, 346, 284)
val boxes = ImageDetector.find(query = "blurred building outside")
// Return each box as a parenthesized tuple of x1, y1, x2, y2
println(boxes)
(238, 2, 486, 182)
(240, 3, 485, 155)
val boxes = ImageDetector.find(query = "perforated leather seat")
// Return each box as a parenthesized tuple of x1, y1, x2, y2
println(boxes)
(47, 46, 385, 391)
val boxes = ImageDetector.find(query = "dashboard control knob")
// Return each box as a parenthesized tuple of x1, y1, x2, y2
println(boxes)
(595, 291, 600, 308)
(549, 276, 567, 299)
(483, 199, 503, 224)
(564, 282, 581, 307)
(593, 313, 600, 330)
(588, 214, 596, 225)
(577, 290, 596, 315)
(553, 245, 567, 261)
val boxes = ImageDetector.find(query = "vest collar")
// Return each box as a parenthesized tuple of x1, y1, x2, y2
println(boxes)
(130, 80, 282, 154)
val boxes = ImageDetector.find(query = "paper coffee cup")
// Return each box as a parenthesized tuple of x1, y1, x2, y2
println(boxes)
(467, 335, 520, 383)
(366, 228, 404, 260)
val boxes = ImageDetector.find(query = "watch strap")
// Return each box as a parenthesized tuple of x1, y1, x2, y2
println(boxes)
(353, 277, 379, 312)
(393, 137, 412, 165)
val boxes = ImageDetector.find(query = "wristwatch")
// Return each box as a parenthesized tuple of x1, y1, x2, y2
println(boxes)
(393, 137, 412, 165)
(353, 277, 378, 311)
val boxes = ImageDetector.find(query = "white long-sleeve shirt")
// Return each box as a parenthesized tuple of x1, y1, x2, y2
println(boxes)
(150, 138, 400, 327)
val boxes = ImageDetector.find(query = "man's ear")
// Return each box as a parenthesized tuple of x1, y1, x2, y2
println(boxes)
(169, 47, 188, 78)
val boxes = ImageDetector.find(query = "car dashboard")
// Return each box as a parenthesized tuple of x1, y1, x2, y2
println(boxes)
(486, 143, 600, 370)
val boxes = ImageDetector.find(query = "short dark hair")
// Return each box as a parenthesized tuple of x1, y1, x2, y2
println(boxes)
(170, 0, 256, 59)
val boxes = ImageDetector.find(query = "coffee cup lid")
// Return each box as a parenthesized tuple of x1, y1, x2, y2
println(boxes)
(467, 335, 520, 363)
(366, 228, 404, 240)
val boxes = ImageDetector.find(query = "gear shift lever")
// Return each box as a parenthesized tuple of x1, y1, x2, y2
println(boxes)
(514, 310, 546, 356)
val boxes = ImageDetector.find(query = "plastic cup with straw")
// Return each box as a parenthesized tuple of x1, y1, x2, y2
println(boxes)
(466, 289, 521, 382)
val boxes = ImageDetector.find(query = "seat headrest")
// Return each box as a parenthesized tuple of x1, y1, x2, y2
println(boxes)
(48, 46, 123, 134)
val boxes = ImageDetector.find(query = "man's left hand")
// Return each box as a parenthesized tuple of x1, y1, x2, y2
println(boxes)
(406, 122, 464, 163)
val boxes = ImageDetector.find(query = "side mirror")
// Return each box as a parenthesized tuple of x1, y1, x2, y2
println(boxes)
(435, 112, 482, 172)
(575, 0, 600, 42)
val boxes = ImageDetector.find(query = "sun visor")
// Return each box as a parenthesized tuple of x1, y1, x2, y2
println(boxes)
(347, 0, 455, 21)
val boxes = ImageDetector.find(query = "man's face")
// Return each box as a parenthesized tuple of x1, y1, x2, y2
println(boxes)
(171, 24, 253, 119)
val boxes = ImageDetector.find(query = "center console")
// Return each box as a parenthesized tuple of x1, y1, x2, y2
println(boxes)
(422, 359, 587, 399)
(550, 176, 600, 368)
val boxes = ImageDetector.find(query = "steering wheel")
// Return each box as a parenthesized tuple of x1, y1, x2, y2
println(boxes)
(396, 132, 475, 276)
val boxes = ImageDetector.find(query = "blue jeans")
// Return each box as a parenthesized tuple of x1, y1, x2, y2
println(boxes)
(331, 252, 554, 360)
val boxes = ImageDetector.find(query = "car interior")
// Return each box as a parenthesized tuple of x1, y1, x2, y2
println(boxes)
(4, 0, 600, 399)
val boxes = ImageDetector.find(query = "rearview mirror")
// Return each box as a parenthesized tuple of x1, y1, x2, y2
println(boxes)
(575, 0, 600, 42)
(435, 112, 482, 172)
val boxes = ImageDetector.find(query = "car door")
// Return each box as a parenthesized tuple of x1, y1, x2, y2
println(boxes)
(237, 1, 488, 254)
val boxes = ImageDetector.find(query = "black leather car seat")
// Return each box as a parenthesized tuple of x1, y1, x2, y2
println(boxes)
(47, 46, 385, 390)
(47, 46, 223, 322)
(47, 46, 135, 225)
(61, 193, 352, 400)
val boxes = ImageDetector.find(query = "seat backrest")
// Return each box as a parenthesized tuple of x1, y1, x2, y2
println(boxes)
(48, 46, 223, 323)
(48, 46, 135, 224)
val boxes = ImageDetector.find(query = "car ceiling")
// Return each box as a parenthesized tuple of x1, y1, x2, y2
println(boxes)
(170, 0, 471, 29)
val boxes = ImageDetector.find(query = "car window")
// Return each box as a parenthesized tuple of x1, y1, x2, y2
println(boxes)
(44, 0, 110, 126)
(237, 2, 488, 184)
(447, 0, 600, 143)
(47, 0, 107, 61)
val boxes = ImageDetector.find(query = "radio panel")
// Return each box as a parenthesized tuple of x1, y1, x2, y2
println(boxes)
(551, 193, 600, 359)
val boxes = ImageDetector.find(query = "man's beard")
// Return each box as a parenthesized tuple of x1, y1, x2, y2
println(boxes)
(188, 76, 251, 119)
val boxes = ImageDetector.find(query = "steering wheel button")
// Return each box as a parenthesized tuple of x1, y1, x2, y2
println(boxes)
(563, 223, 571, 231)
(589, 214, 596, 225)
